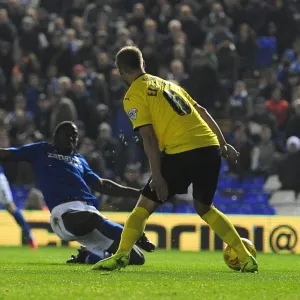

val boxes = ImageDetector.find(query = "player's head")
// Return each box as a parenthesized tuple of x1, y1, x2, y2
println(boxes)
(115, 46, 145, 85)
(53, 121, 78, 153)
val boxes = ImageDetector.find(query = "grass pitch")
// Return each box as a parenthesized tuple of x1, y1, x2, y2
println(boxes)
(0, 247, 299, 300)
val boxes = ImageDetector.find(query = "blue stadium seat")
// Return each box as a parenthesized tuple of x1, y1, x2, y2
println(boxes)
(256, 37, 277, 67)
(174, 204, 196, 214)
(11, 186, 29, 209)
(251, 204, 276, 215)
(156, 203, 173, 213)
(244, 194, 269, 205)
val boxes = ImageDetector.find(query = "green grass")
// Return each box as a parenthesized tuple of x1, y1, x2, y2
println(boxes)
(0, 247, 299, 300)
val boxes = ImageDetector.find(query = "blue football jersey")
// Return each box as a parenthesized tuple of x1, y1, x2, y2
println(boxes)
(9, 142, 100, 211)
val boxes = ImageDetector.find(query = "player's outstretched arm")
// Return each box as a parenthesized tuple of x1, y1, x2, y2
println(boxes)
(90, 179, 141, 198)
(194, 104, 239, 163)
(194, 104, 227, 147)
(0, 149, 15, 161)
(139, 125, 168, 202)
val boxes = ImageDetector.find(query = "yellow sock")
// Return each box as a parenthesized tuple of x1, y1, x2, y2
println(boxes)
(202, 206, 251, 261)
(116, 207, 150, 255)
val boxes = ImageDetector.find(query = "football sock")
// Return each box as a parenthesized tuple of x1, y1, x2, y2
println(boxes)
(85, 253, 105, 264)
(12, 209, 33, 240)
(98, 218, 123, 242)
(116, 207, 150, 255)
(202, 206, 251, 261)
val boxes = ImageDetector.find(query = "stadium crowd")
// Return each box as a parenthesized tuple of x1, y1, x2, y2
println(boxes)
(1, 0, 300, 212)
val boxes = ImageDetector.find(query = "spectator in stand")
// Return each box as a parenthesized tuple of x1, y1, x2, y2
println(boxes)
(277, 136, 300, 194)
(3, 70, 24, 112)
(24, 73, 42, 114)
(177, 5, 202, 47)
(164, 19, 187, 52)
(235, 23, 257, 77)
(266, 86, 289, 129)
(5, 93, 34, 145)
(141, 19, 163, 49)
(127, 3, 146, 30)
(155, 2, 173, 35)
(0, 9, 17, 80)
(248, 96, 278, 139)
(100, 163, 143, 212)
(50, 93, 78, 134)
(216, 41, 239, 111)
(286, 99, 300, 139)
(227, 80, 251, 119)
(79, 136, 108, 179)
(172, 43, 187, 66)
(228, 122, 253, 180)
(71, 79, 92, 125)
(271, 0, 297, 56)
(259, 69, 286, 100)
(251, 125, 277, 177)
(168, 59, 190, 90)
(96, 122, 121, 177)
(141, 40, 159, 76)
(201, 2, 232, 35)
(34, 93, 52, 139)
(74, 32, 95, 65)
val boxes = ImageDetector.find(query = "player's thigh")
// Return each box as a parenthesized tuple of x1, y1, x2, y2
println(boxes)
(192, 146, 221, 205)
(0, 174, 13, 207)
(61, 210, 104, 236)
(141, 153, 191, 206)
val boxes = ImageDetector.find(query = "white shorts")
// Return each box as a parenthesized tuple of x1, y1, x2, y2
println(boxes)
(50, 201, 114, 256)
(0, 173, 13, 206)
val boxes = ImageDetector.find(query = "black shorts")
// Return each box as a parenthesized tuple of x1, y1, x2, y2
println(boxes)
(142, 146, 221, 205)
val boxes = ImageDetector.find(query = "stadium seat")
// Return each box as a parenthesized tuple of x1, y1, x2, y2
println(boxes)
(264, 175, 282, 193)
(11, 186, 30, 209)
(174, 204, 196, 214)
(251, 204, 276, 215)
(269, 190, 296, 206)
(274, 204, 299, 216)
(156, 203, 173, 213)
(244, 194, 269, 205)
(256, 37, 277, 67)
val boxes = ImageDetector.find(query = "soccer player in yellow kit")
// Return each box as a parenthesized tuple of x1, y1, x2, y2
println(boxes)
(92, 46, 258, 273)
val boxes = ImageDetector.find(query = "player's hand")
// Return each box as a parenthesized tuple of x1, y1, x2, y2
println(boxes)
(221, 144, 240, 164)
(150, 174, 169, 202)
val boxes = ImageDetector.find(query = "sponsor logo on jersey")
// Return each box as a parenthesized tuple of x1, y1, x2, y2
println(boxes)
(47, 153, 82, 167)
(128, 108, 138, 120)
(143, 76, 155, 81)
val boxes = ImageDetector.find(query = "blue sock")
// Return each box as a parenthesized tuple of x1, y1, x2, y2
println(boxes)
(12, 209, 32, 240)
(98, 219, 123, 242)
(85, 253, 105, 264)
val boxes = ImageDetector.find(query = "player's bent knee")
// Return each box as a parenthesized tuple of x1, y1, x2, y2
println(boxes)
(136, 195, 160, 215)
(193, 199, 213, 217)
(62, 211, 104, 236)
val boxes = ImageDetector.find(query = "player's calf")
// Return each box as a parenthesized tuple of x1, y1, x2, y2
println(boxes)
(5, 202, 37, 249)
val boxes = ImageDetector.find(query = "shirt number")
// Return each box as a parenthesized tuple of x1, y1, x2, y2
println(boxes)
(163, 89, 191, 116)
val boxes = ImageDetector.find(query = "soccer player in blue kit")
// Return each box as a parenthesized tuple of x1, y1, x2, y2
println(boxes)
(0, 121, 154, 265)
(0, 164, 37, 249)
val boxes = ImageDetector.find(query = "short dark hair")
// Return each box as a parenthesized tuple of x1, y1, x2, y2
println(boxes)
(115, 46, 143, 73)
(53, 121, 76, 138)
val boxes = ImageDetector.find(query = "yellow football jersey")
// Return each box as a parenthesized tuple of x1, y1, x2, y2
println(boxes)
(123, 74, 219, 154)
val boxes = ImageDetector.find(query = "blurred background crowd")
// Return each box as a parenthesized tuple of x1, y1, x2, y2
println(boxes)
(1, 0, 300, 215)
